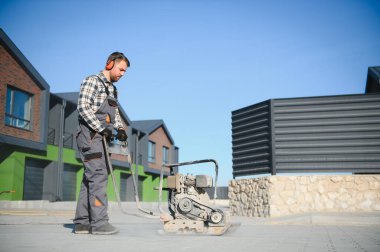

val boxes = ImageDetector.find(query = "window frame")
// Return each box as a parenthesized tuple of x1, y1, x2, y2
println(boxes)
(148, 141, 156, 163)
(5, 85, 33, 130)
(162, 146, 169, 164)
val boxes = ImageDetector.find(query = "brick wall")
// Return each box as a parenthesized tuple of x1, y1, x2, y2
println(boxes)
(0, 44, 42, 142)
(148, 126, 172, 171)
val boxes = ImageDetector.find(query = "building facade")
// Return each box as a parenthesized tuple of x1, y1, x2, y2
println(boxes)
(0, 29, 179, 202)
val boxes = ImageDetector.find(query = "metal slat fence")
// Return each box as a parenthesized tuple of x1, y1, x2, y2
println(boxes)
(232, 94, 380, 177)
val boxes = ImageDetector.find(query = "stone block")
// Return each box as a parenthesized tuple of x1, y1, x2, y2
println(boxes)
(259, 181, 266, 189)
(299, 185, 308, 193)
(256, 189, 262, 197)
(299, 176, 309, 185)
(347, 197, 356, 207)
(364, 191, 377, 200)
(327, 182, 340, 192)
(307, 183, 318, 192)
(345, 176, 354, 182)
(240, 184, 246, 192)
(286, 197, 296, 205)
(270, 177, 277, 183)
(253, 198, 259, 206)
(327, 192, 338, 200)
(280, 191, 294, 198)
(339, 187, 348, 194)
(309, 176, 318, 183)
(330, 176, 343, 183)
(318, 184, 325, 194)
(344, 182, 355, 189)
(272, 181, 286, 191)
(230, 180, 236, 187)
(285, 181, 296, 190)
(369, 181, 379, 190)
(357, 183, 369, 191)
(263, 196, 269, 204)
(305, 194, 313, 203)
(325, 200, 334, 209)
(340, 193, 351, 201)
(233, 186, 239, 194)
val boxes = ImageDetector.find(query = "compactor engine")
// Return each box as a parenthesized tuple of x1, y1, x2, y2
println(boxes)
(159, 160, 231, 235)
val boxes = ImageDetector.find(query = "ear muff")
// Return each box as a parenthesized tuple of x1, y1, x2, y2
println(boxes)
(105, 60, 114, 70)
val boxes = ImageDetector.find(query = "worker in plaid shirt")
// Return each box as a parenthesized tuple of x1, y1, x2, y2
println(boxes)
(77, 69, 124, 133)
(74, 52, 129, 235)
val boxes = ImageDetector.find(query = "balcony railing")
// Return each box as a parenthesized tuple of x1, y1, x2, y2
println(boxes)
(48, 128, 55, 145)
(47, 128, 74, 149)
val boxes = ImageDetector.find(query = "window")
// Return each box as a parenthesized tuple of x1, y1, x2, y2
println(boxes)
(148, 141, 156, 163)
(5, 86, 32, 130)
(162, 146, 169, 164)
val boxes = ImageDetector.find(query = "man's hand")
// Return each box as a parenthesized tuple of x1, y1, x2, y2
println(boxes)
(100, 126, 113, 141)
(116, 128, 127, 142)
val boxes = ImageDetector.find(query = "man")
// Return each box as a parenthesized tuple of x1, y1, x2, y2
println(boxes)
(73, 52, 129, 235)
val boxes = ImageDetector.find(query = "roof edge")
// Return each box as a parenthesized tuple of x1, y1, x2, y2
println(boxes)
(0, 28, 50, 91)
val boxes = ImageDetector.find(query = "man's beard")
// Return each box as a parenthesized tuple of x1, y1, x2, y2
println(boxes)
(111, 76, 120, 82)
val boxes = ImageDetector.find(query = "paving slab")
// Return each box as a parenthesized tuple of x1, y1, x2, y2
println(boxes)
(0, 201, 379, 252)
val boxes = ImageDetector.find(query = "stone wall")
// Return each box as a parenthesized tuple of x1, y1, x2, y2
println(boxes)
(229, 175, 380, 217)
(229, 177, 271, 217)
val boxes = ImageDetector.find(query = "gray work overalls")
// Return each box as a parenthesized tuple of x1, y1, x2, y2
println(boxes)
(74, 76, 118, 228)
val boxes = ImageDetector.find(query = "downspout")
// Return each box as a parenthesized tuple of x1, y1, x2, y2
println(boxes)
(57, 99, 66, 201)
(134, 131, 140, 189)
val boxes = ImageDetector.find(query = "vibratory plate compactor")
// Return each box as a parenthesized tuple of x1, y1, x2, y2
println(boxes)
(158, 159, 232, 235)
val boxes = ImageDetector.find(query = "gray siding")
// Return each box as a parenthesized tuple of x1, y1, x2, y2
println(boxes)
(48, 102, 61, 144)
(232, 93, 380, 177)
(63, 104, 78, 149)
(130, 131, 149, 169)
(232, 100, 272, 177)
(48, 96, 77, 149)
(272, 94, 380, 173)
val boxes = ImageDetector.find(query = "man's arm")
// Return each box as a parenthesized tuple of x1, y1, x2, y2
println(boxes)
(77, 76, 105, 132)
(114, 107, 124, 130)
(115, 107, 127, 141)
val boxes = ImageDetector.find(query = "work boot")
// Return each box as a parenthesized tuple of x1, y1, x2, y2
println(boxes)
(74, 224, 91, 234)
(91, 223, 119, 235)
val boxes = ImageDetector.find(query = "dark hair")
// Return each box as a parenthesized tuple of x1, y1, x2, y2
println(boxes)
(106, 52, 130, 67)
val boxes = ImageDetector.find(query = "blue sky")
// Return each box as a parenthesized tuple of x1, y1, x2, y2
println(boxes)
(1, 0, 379, 186)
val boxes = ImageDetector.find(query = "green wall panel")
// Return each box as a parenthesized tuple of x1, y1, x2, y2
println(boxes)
(0, 145, 82, 201)
(0, 155, 20, 200)
(1, 144, 168, 202)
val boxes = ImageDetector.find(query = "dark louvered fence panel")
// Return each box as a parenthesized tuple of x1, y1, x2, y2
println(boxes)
(231, 100, 272, 177)
(272, 94, 380, 173)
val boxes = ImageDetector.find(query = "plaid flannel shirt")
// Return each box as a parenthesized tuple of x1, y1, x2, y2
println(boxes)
(77, 72, 123, 132)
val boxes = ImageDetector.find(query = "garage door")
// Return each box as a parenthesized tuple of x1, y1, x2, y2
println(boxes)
(63, 165, 79, 201)
(23, 159, 49, 200)
(120, 173, 133, 201)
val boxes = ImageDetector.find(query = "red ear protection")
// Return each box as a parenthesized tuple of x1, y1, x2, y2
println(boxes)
(105, 60, 114, 70)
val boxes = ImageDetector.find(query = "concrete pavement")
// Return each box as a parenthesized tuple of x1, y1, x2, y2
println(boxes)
(1, 201, 380, 252)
